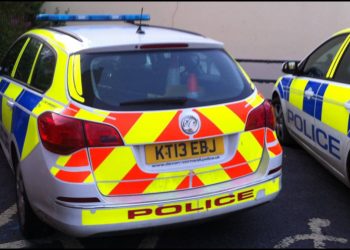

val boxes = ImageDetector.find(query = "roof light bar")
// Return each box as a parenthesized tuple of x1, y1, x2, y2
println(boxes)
(36, 14, 150, 22)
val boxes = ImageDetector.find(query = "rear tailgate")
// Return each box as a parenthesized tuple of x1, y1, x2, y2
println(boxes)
(71, 93, 266, 196)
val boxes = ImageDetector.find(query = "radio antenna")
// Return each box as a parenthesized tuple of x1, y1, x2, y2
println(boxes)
(136, 7, 145, 34)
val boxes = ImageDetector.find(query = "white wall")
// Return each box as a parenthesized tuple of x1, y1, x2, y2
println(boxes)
(42, 1, 350, 60)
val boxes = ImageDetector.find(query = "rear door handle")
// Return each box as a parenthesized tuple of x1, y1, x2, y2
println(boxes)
(6, 99, 14, 109)
(304, 87, 315, 99)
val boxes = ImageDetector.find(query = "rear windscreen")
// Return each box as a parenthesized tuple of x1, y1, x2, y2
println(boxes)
(78, 49, 254, 111)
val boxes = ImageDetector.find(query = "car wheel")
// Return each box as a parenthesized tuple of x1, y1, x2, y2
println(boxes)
(15, 166, 52, 239)
(272, 96, 295, 146)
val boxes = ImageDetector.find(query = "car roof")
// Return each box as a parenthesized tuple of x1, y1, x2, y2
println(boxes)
(27, 24, 224, 54)
(332, 28, 350, 37)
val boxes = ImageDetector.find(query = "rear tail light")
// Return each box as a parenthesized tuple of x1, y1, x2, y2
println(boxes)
(245, 100, 276, 131)
(38, 112, 123, 155)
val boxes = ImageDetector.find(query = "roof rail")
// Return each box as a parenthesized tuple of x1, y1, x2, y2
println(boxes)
(44, 27, 83, 42)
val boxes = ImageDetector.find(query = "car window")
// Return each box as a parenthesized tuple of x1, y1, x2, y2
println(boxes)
(78, 49, 254, 111)
(332, 42, 350, 84)
(14, 38, 42, 83)
(300, 34, 347, 79)
(29, 45, 56, 92)
(0, 37, 27, 77)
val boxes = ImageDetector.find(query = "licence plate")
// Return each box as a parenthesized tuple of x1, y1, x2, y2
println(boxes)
(145, 137, 224, 164)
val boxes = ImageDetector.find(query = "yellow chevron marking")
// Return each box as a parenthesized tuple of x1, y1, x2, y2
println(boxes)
(289, 78, 308, 110)
(237, 131, 262, 172)
(268, 149, 276, 158)
(2, 83, 23, 133)
(82, 177, 281, 225)
(246, 92, 264, 108)
(50, 166, 60, 176)
(194, 164, 230, 185)
(197, 105, 245, 133)
(93, 147, 136, 182)
(124, 111, 177, 144)
(247, 159, 260, 172)
(96, 183, 117, 196)
(21, 116, 40, 160)
(143, 172, 190, 194)
(322, 85, 350, 135)
(74, 108, 107, 122)
(83, 174, 94, 184)
(56, 155, 70, 166)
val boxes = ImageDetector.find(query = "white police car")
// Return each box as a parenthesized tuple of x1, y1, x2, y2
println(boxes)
(0, 13, 282, 238)
(272, 28, 350, 187)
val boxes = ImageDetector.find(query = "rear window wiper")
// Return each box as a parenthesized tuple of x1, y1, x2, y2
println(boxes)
(119, 97, 189, 106)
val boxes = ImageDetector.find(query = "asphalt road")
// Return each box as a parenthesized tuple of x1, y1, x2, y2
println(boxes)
(0, 142, 349, 248)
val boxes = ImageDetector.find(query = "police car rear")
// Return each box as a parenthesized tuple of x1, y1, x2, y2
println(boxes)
(11, 14, 283, 237)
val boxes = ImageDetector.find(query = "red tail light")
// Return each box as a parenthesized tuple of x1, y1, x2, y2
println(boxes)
(38, 112, 123, 155)
(84, 121, 123, 147)
(245, 100, 275, 131)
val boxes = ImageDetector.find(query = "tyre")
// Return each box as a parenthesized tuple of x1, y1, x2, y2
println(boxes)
(272, 95, 295, 146)
(15, 165, 52, 239)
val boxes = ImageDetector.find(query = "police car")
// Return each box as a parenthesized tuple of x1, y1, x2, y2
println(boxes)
(0, 14, 282, 238)
(273, 28, 350, 187)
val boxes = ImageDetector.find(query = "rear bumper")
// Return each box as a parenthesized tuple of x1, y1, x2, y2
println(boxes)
(43, 174, 281, 237)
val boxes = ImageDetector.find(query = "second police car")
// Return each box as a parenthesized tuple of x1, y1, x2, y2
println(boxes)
(0, 14, 282, 238)
(273, 28, 350, 187)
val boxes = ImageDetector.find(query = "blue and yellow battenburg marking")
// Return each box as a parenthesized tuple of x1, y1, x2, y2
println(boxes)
(276, 76, 293, 101)
(0, 78, 65, 160)
(276, 76, 350, 138)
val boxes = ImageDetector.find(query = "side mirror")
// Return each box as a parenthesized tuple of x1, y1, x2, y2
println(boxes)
(282, 61, 299, 75)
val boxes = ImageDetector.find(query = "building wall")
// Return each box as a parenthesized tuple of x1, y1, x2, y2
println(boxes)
(42, 1, 350, 60)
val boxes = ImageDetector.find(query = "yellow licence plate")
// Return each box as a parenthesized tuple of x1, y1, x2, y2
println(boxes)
(145, 137, 224, 164)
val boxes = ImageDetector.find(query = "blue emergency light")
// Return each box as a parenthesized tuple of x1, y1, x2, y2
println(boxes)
(36, 14, 150, 22)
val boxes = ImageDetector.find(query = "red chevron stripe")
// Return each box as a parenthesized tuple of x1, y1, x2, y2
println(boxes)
(55, 170, 91, 183)
(64, 149, 89, 167)
(224, 164, 252, 179)
(104, 113, 142, 137)
(266, 129, 277, 143)
(192, 174, 205, 188)
(193, 110, 222, 139)
(226, 100, 252, 123)
(156, 111, 189, 142)
(251, 128, 265, 147)
(268, 144, 283, 156)
(176, 176, 190, 190)
(221, 150, 246, 168)
(109, 165, 157, 195)
(89, 148, 114, 171)
(62, 103, 79, 117)
(120, 164, 158, 181)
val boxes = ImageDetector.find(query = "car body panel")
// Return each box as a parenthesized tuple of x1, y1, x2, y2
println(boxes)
(0, 22, 282, 236)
